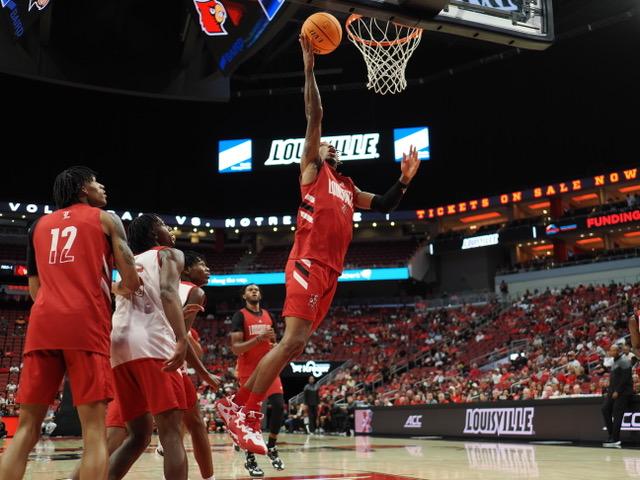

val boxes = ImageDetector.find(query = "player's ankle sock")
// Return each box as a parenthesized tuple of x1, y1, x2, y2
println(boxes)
(267, 437, 277, 449)
(203, 476, 215, 480)
(235, 386, 252, 406)
(246, 391, 267, 412)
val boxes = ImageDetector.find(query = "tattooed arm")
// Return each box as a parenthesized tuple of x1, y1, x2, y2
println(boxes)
(100, 211, 140, 294)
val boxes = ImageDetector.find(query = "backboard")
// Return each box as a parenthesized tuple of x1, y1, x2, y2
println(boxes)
(292, 0, 554, 50)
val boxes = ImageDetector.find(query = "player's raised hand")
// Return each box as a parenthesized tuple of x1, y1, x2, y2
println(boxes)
(183, 303, 204, 317)
(400, 145, 420, 183)
(204, 373, 222, 391)
(299, 34, 315, 72)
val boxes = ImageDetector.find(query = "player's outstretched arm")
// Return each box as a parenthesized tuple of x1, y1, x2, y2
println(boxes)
(159, 248, 188, 371)
(101, 212, 140, 294)
(300, 33, 322, 183)
(355, 145, 421, 212)
(185, 340, 220, 389)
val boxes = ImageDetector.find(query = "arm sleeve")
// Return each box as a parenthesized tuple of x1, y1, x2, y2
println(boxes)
(231, 311, 245, 333)
(26, 220, 40, 276)
(371, 181, 409, 213)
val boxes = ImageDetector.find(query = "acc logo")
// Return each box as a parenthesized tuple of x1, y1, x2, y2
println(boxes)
(193, 0, 228, 36)
(622, 412, 640, 431)
(404, 415, 423, 428)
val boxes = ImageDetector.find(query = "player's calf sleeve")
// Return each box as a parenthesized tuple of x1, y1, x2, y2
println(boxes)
(268, 394, 285, 438)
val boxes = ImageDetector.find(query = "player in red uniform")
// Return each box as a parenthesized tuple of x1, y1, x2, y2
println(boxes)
(226, 284, 285, 476)
(156, 251, 218, 480)
(0, 166, 140, 480)
(219, 35, 421, 454)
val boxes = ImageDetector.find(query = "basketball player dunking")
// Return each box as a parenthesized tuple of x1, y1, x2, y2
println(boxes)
(217, 34, 421, 454)
(225, 284, 286, 476)
(0, 166, 140, 480)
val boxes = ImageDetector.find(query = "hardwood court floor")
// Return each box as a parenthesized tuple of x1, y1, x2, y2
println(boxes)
(3, 433, 640, 479)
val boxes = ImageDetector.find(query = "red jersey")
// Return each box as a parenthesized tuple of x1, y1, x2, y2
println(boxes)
(232, 308, 274, 378)
(288, 161, 355, 274)
(25, 203, 113, 355)
(190, 327, 201, 344)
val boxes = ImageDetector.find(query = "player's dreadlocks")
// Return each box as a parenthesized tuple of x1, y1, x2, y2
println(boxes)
(52, 166, 97, 209)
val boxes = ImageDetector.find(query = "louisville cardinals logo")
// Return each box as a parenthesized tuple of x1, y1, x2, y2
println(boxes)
(193, 0, 228, 36)
(28, 0, 50, 11)
(308, 294, 319, 311)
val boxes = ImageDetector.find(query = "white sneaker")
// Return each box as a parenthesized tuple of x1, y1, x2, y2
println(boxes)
(215, 395, 240, 428)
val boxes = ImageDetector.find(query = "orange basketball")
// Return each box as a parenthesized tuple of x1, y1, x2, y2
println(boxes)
(301, 12, 342, 55)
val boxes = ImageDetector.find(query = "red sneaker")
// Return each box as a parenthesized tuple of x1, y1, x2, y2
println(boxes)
(214, 395, 239, 428)
(228, 408, 267, 455)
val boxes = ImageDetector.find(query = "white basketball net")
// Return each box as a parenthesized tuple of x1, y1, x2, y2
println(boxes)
(346, 15, 422, 95)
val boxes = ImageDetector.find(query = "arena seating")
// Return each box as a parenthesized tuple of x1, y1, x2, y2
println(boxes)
(3, 283, 638, 418)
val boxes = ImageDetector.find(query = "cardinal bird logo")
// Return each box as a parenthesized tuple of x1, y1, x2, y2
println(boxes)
(308, 294, 319, 311)
(192, 0, 228, 36)
(28, 0, 50, 12)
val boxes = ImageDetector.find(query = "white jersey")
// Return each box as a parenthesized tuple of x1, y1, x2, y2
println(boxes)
(179, 281, 197, 306)
(111, 247, 177, 368)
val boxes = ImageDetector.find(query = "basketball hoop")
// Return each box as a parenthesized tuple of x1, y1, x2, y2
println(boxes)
(345, 14, 422, 95)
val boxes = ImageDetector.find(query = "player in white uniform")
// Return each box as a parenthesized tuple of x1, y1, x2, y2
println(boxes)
(107, 214, 190, 480)
(156, 251, 217, 480)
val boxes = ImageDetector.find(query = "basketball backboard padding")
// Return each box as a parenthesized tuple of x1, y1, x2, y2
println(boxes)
(291, 0, 554, 50)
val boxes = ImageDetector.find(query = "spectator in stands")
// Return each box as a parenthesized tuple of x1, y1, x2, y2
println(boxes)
(602, 344, 633, 448)
(6, 382, 17, 394)
(567, 351, 581, 369)
(284, 403, 304, 433)
(317, 397, 331, 434)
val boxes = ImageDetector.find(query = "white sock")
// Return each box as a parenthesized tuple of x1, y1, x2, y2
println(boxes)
(203, 476, 215, 480)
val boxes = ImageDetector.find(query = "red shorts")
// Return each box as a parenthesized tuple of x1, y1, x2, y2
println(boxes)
(113, 358, 187, 422)
(282, 258, 340, 331)
(106, 396, 125, 429)
(183, 372, 198, 410)
(239, 376, 283, 399)
(16, 350, 113, 406)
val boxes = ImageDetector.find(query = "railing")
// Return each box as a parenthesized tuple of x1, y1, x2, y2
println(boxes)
(472, 339, 529, 370)
(422, 291, 499, 310)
